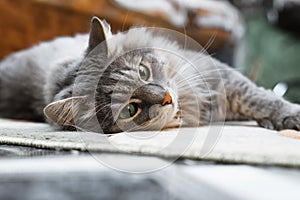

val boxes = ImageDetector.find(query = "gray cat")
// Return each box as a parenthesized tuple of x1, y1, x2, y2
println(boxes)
(0, 17, 299, 133)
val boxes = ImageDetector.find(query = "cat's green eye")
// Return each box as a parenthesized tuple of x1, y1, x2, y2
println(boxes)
(139, 64, 150, 81)
(119, 103, 138, 119)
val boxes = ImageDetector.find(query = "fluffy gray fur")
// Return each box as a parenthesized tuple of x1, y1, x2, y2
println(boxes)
(0, 17, 300, 133)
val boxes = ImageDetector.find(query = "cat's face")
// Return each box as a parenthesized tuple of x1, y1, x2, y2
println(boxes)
(44, 17, 181, 133)
(95, 49, 179, 133)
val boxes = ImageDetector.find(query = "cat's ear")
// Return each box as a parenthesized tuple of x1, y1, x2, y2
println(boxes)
(43, 96, 86, 126)
(87, 16, 112, 54)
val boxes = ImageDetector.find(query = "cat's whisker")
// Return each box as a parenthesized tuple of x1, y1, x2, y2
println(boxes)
(125, 114, 167, 132)
(101, 108, 115, 125)
(127, 115, 163, 131)
(178, 85, 222, 96)
(135, 119, 160, 131)
(175, 68, 214, 84)
(171, 57, 211, 79)
(199, 32, 217, 55)
(190, 67, 225, 76)
(74, 103, 110, 129)
(71, 124, 115, 136)
(94, 103, 110, 113)
(75, 106, 113, 133)
(177, 78, 205, 87)
(176, 73, 225, 87)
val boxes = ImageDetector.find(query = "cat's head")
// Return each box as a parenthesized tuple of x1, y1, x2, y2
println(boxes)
(44, 17, 181, 133)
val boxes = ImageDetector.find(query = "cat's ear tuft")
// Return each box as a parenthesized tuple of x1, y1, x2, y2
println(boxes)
(43, 96, 86, 127)
(87, 16, 112, 54)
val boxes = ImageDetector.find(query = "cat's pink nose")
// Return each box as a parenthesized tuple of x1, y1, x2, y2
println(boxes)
(162, 91, 172, 106)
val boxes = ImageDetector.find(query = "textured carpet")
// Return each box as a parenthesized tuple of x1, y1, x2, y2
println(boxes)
(1, 119, 300, 167)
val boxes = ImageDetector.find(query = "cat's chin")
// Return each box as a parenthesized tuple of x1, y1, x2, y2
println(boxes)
(155, 103, 180, 130)
(163, 109, 182, 129)
(163, 119, 181, 130)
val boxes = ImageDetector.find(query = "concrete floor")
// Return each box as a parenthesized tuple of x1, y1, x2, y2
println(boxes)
(1, 144, 300, 200)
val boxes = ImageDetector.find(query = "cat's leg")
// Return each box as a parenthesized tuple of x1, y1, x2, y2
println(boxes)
(220, 66, 300, 130)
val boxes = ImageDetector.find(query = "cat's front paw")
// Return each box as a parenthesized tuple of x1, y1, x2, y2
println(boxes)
(280, 114, 300, 130)
(257, 119, 276, 130)
(257, 106, 300, 131)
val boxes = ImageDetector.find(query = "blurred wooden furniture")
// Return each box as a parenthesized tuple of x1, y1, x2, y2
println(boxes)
(0, 0, 244, 63)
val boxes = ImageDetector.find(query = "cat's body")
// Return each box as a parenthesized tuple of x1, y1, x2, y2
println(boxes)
(0, 17, 299, 133)
(0, 34, 88, 121)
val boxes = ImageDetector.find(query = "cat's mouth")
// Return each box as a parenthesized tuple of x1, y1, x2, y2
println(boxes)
(163, 110, 182, 129)
(147, 99, 179, 129)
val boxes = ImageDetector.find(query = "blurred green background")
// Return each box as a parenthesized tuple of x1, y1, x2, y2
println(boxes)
(243, 13, 300, 103)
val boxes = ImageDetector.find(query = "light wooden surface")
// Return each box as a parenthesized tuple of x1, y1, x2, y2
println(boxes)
(1, 119, 300, 167)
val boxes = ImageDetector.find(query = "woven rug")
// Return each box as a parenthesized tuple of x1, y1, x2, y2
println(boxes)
(1, 119, 300, 167)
